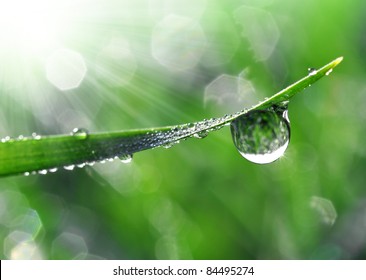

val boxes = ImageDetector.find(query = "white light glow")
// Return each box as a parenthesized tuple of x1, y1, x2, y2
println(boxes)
(46, 49, 87, 91)
(0, 0, 61, 52)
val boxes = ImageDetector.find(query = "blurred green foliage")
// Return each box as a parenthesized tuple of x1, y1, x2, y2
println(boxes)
(0, 0, 365, 259)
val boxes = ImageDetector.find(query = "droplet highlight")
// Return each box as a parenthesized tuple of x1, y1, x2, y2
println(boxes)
(71, 128, 89, 140)
(119, 154, 133, 164)
(230, 108, 290, 164)
(308, 68, 317, 76)
(325, 69, 333, 76)
(63, 165, 75, 171)
(193, 131, 208, 139)
(38, 170, 48, 175)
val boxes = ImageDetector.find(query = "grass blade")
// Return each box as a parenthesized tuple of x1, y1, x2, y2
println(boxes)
(0, 57, 343, 177)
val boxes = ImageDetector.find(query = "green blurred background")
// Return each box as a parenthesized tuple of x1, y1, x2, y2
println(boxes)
(0, 0, 365, 259)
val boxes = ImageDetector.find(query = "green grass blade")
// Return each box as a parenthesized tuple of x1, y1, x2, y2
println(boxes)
(0, 57, 343, 177)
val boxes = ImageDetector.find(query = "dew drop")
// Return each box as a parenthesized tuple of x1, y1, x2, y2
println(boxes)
(163, 143, 173, 149)
(71, 128, 89, 140)
(325, 69, 333, 76)
(119, 154, 133, 163)
(308, 67, 317, 76)
(188, 123, 195, 128)
(24, 172, 30, 176)
(63, 165, 75, 171)
(77, 163, 86, 168)
(193, 131, 208, 139)
(230, 108, 290, 164)
(38, 169, 48, 175)
(49, 168, 58, 173)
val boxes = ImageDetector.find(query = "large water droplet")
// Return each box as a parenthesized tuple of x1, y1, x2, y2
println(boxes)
(71, 128, 89, 140)
(230, 108, 290, 164)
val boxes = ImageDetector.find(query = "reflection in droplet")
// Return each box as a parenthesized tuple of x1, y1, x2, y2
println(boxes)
(230, 108, 290, 164)
(71, 128, 89, 140)
(326, 69, 333, 76)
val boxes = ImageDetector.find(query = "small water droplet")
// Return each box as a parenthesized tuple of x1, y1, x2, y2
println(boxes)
(77, 163, 86, 168)
(38, 169, 48, 175)
(87, 161, 95, 166)
(119, 154, 133, 163)
(230, 108, 290, 164)
(325, 69, 333, 76)
(32, 133, 41, 140)
(49, 168, 58, 173)
(308, 68, 317, 76)
(18, 135, 24, 140)
(188, 123, 195, 128)
(63, 165, 75, 171)
(193, 131, 208, 139)
(71, 128, 89, 140)
(163, 143, 173, 149)
(24, 172, 30, 176)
